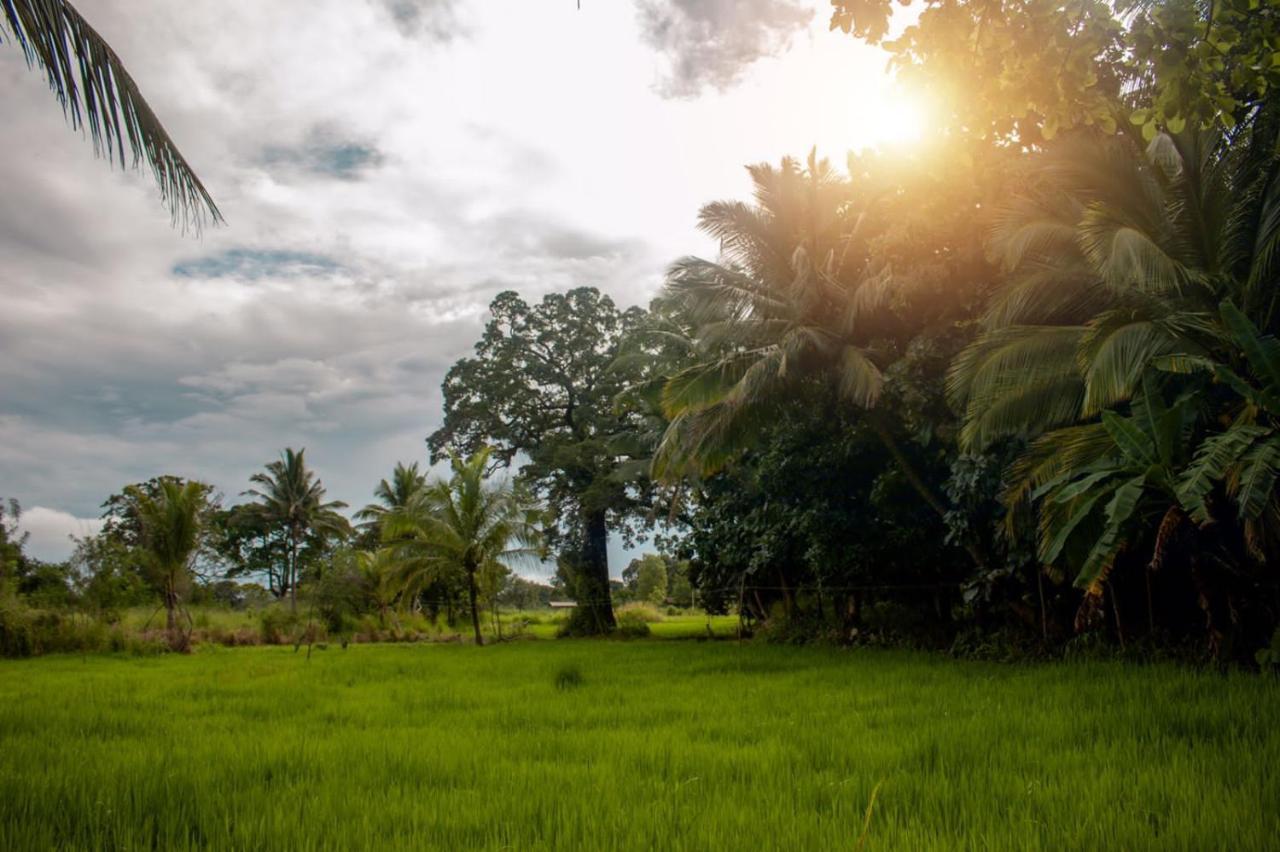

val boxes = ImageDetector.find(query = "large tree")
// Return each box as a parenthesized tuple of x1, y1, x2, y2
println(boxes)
(831, 0, 1278, 143)
(1, 0, 220, 228)
(243, 448, 351, 612)
(383, 447, 541, 646)
(429, 288, 652, 634)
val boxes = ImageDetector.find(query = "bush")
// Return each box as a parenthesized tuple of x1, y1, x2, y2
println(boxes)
(259, 607, 301, 644)
(616, 602, 664, 623)
(614, 610, 652, 638)
(0, 595, 35, 657)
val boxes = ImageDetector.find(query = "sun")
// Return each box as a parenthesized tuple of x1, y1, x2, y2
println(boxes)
(845, 84, 933, 151)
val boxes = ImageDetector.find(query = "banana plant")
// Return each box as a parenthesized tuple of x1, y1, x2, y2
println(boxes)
(1169, 301, 1280, 560)
(1022, 374, 1195, 596)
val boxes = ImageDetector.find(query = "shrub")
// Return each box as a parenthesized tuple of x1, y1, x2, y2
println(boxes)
(0, 595, 35, 658)
(614, 609, 653, 638)
(616, 602, 664, 623)
(259, 607, 301, 645)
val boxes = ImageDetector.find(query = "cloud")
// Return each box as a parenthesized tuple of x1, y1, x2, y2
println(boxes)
(261, 125, 384, 180)
(172, 249, 343, 279)
(0, 0, 902, 571)
(636, 0, 814, 98)
(381, 0, 464, 40)
(15, 506, 104, 563)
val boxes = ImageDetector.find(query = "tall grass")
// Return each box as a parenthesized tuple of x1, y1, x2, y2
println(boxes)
(1, 643, 1275, 850)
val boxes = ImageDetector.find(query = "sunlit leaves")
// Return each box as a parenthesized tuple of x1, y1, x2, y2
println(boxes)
(830, 0, 1280, 143)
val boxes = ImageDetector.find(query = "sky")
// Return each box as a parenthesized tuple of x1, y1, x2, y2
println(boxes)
(1, 0, 919, 576)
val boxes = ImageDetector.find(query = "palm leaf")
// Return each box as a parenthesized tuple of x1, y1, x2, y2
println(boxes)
(1, 0, 221, 229)
(1100, 411, 1156, 467)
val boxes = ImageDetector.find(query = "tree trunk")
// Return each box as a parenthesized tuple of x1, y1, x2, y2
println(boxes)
(164, 580, 182, 651)
(288, 534, 299, 613)
(466, 564, 484, 646)
(572, 509, 616, 634)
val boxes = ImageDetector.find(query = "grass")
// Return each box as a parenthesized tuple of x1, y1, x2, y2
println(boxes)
(0, 642, 1276, 850)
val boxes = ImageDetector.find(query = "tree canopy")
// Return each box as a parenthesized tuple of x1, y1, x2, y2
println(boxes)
(429, 288, 654, 634)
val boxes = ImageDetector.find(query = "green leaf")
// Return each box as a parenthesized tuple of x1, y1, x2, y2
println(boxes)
(1049, 468, 1119, 504)
(1074, 475, 1147, 589)
(1220, 300, 1280, 393)
(1150, 354, 1216, 374)
(1232, 436, 1280, 521)
(1101, 411, 1156, 466)
(1177, 422, 1269, 522)
(1040, 488, 1108, 564)
(1166, 115, 1186, 134)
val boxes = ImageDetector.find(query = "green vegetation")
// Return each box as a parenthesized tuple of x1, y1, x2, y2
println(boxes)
(1, 642, 1275, 850)
(5, 3, 1280, 848)
(8, 0, 1280, 665)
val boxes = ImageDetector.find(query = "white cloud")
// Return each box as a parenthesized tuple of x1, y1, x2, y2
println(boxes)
(0, 0, 904, 570)
(16, 507, 104, 563)
(636, 0, 814, 97)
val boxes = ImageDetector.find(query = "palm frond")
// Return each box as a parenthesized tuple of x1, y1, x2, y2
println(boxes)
(1, 0, 221, 230)
(1078, 315, 1181, 415)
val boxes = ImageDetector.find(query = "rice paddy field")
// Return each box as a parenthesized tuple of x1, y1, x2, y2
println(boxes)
(1, 641, 1276, 851)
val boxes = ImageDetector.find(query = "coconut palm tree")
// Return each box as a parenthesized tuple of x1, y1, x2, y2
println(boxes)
(949, 116, 1280, 451)
(382, 447, 541, 646)
(651, 153, 991, 567)
(244, 448, 350, 612)
(354, 462, 429, 536)
(949, 114, 1280, 645)
(355, 547, 406, 629)
(132, 478, 205, 648)
(2, 0, 220, 228)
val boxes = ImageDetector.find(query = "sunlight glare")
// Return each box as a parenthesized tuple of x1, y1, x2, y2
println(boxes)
(858, 87, 930, 148)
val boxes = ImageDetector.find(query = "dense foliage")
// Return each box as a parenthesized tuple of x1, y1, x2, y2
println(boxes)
(6, 0, 1280, 665)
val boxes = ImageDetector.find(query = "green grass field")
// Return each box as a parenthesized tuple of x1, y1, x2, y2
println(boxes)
(1, 642, 1276, 851)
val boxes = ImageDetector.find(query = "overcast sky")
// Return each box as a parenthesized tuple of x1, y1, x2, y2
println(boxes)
(1, 0, 914, 574)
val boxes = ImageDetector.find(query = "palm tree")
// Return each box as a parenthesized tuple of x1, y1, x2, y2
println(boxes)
(651, 153, 987, 566)
(244, 448, 350, 612)
(355, 547, 405, 629)
(949, 119, 1280, 450)
(355, 462, 429, 535)
(383, 447, 541, 646)
(132, 479, 204, 648)
(2, 0, 220, 228)
(950, 115, 1280, 641)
